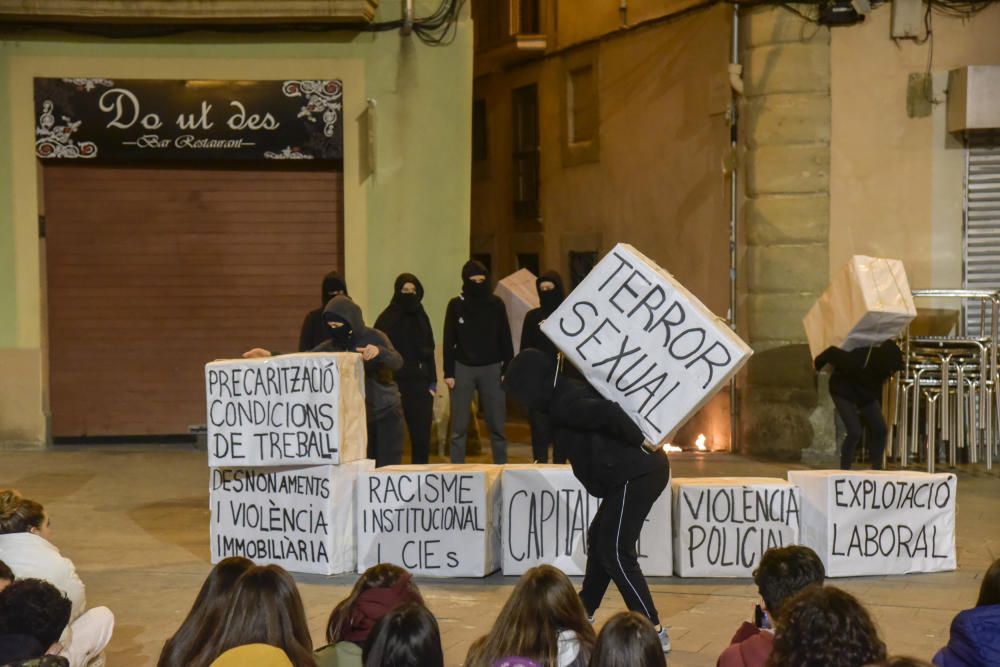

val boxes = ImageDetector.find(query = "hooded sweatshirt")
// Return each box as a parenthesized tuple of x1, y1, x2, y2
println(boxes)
(374, 273, 437, 387)
(299, 271, 349, 352)
(312, 296, 403, 420)
(814, 340, 904, 405)
(520, 271, 565, 359)
(503, 349, 667, 498)
(442, 261, 513, 378)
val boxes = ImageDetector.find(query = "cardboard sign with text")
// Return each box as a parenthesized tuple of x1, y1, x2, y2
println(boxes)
(210, 460, 373, 575)
(540, 244, 752, 444)
(206, 353, 367, 467)
(357, 464, 503, 577)
(496, 268, 540, 355)
(672, 477, 801, 577)
(501, 464, 672, 576)
(788, 470, 956, 577)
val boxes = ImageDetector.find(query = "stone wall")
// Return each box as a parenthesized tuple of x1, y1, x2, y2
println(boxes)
(739, 6, 836, 462)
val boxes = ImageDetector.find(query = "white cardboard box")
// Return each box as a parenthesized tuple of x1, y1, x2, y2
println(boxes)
(210, 460, 373, 575)
(495, 268, 540, 355)
(500, 464, 673, 576)
(356, 464, 503, 577)
(787, 470, 956, 577)
(803, 255, 917, 360)
(206, 353, 367, 467)
(672, 477, 801, 577)
(540, 244, 752, 444)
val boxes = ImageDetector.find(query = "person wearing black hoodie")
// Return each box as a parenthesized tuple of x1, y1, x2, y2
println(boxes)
(813, 339, 904, 470)
(442, 260, 513, 464)
(502, 349, 671, 654)
(299, 271, 349, 352)
(519, 271, 568, 463)
(245, 295, 406, 467)
(375, 274, 437, 464)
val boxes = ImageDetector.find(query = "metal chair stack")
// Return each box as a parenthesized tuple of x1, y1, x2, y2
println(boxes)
(887, 289, 999, 472)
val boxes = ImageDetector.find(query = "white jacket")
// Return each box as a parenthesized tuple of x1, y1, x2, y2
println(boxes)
(0, 532, 86, 620)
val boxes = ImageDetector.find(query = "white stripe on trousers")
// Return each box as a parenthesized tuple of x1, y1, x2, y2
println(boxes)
(615, 480, 653, 619)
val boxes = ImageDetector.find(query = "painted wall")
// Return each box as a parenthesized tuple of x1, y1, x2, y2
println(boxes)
(0, 6, 472, 445)
(830, 4, 1000, 289)
(472, 6, 733, 448)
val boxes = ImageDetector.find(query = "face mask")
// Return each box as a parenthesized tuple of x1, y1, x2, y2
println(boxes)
(398, 293, 420, 312)
(464, 279, 490, 298)
(327, 324, 354, 350)
(539, 289, 562, 315)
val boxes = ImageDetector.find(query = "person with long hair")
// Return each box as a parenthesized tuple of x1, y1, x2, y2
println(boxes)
(766, 586, 886, 667)
(464, 565, 595, 667)
(503, 350, 671, 652)
(589, 611, 665, 667)
(933, 557, 1000, 666)
(375, 273, 438, 464)
(157, 556, 253, 667)
(188, 564, 315, 667)
(0, 489, 114, 667)
(316, 563, 424, 667)
(362, 603, 443, 667)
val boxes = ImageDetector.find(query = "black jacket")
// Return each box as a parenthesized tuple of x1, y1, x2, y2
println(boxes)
(299, 271, 349, 352)
(312, 296, 403, 420)
(374, 273, 437, 387)
(442, 295, 513, 377)
(815, 341, 904, 405)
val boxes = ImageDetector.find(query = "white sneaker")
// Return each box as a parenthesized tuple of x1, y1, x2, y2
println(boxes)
(658, 626, 671, 653)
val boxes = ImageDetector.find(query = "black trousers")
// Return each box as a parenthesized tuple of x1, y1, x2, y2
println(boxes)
(367, 403, 405, 467)
(529, 410, 567, 464)
(832, 394, 887, 470)
(580, 458, 669, 626)
(398, 377, 434, 464)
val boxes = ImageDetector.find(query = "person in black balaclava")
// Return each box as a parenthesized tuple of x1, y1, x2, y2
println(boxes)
(442, 260, 513, 463)
(299, 271, 349, 352)
(375, 273, 437, 464)
(814, 339, 904, 470)
(502, 349, 672, 654)
(519, 270, 568, 463)
(244, 295, 406, 467)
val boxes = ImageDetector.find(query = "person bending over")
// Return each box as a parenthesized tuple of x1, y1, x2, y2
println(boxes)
(299, 271, 349, 352)
(933, 557, 1000, 666)
(504, 350, 671, 653)
(814, 340, 903, 470)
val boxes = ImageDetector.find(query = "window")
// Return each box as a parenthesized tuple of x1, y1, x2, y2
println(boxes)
(568, 65, 597, 144)
(569, 251, 598, 288)
(517, 252, 540, 276)
(512, 84, 540, 221)
(472, 99, 488, 162)
(517, 0, 540, 33)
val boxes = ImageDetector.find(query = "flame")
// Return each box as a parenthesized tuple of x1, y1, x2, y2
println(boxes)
(695, 434, 707, 451)
(664, 443, 682, 453)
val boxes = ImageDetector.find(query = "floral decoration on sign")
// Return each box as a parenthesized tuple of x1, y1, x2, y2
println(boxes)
(264, 147, 315, 160)
(35, 100, 97, 159)
(281, 80, 343, 138)
(60, 78, 114, 92)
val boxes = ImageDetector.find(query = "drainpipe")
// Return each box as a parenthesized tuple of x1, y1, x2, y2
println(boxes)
(401, 0, 414, 35)
(729, 3, 741, 453)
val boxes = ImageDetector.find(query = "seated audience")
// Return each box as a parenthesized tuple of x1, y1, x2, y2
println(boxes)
(362, 602, 443, 667)
(210, 644, 294, 667)
(933, 557, 1000, 666)
(188, 564, 315, 667)
(465, 564, 595, 667)
(0, 578, 71, 665)
(157, 556, 253, 667)
(718, 545, 825, 667)
(317, 564, 424, 667)
(767, 585, 886, 667)
(0, 490, 113, 667)
(589, 611, 665, 667)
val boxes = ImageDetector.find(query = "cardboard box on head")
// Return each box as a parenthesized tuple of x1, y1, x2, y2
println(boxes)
(495, 268, 540, 355)
(539, 244, 752, 445)
(803, 255, 917, 360)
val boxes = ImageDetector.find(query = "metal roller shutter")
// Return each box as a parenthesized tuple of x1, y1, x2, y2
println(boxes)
(963, 135, 1000, 336)
(44, 164, 344, 438)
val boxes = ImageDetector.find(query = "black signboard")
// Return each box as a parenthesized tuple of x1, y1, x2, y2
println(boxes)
(33, 78, 343, 161)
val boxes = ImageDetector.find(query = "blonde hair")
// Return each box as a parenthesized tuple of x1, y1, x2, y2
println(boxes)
(0, 489, 46, 535)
